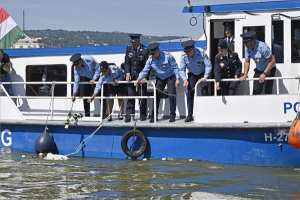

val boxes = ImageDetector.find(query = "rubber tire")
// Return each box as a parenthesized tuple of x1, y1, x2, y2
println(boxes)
(121, 129, 147, 158)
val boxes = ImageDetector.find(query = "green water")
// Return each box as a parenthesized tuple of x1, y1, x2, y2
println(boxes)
(0, 147, 300, 199)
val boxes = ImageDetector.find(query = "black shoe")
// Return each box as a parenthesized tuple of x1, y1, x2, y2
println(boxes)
(149, 118, 154, 123)
(108, 117, 112, 122)
(140, 115, 147, 121)
(185, 115, 194, 122)
(124, 117, 131, 123)
(169, 117, 175, 123)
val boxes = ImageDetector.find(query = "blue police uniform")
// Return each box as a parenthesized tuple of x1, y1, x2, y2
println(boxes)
(0, 51, 14, 101)
(138, 43, 180, 122)
(124, 34, 150, 121)
(241, 31, 276, 94)
(71, 53, 106, 117)
(179, 40, 212, 118)
(94, 65, 125, 95)
(214, 39, 242, 95)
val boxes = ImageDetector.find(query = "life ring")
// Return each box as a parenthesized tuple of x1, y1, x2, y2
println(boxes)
(121, 129, 147, 158)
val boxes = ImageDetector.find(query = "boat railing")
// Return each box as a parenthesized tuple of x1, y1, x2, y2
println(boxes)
(195, 76, 300, 97)
(0, 81, 158, 122)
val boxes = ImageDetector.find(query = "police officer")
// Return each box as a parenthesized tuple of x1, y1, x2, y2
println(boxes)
(124, 34, 150, 122)
(0, 50, 15, 103)
(134, 43, 180, 123)
(223, 21, 234, 51)
(70, 53, 107, 117)
(239, 31, 276, 94)
(88, 61, 125, 108)
(179, 40, 212, 122)
(214, 39, 242, 95)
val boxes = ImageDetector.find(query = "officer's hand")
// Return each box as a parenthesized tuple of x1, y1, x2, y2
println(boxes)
(259, 74, 266, 83)
(72, 95, 76, 102)
(216, 82, 221, 90)
(134, 79, 139, 87)
(239, 76, 247, 81)
(87, 94, 96, 103)
(126, 74, 131, 82)
(200, 77, 207, 82)
(114, 79, 119, 83)
(183, 80, 189, 87)
(140, 78, 147, 84)
(175, 79, 180, 87)
(89, 79, 95, 85)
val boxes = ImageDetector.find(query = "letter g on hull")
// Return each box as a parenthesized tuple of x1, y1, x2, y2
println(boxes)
(1, 129, 12, 147)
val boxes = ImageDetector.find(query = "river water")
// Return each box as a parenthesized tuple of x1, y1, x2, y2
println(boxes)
(0, 147, 300, 200)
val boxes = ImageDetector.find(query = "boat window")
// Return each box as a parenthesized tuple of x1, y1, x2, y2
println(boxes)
(242, 26, 265, 58)
(272, 21, 284, 63)
(291, 20, 300, 63)
(26, 65, 67, 96)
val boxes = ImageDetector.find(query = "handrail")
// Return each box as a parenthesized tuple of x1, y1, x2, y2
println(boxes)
(195, 76, 300, 97)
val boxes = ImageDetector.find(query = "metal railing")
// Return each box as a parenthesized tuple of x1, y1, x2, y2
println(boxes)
(0, 81, 157, 122)
(195, 76, 300, 96)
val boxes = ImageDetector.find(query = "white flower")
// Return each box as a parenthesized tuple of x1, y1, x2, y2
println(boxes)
(65, 125, 69, 129)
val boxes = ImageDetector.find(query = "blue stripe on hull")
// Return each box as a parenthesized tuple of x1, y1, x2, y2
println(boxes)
(1, 124, 299, 167)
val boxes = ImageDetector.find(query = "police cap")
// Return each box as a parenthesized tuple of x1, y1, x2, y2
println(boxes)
(240, 31, 256, 41)
(129, 33, 142, 42)
(100, 61, 109, 73)
(148, 43, 160, 54)
(70, 53, 81, 67)
(218, 39, 228, 49)
(223, 21, 234, 30)
(181, 40, 195, 52)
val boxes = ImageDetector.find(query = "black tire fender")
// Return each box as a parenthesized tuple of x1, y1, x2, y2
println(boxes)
(121, 129, 147, 158)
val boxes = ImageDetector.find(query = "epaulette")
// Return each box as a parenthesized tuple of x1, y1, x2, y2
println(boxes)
(128, 45, 132, 47)
(258, 45, 262, 49)
(182, 52, 186, 56)
(149, 55, 153, 58)
(113, 66, 118, 70)
(199, 48, 204, 53)
(164, 51, 169, 55)
(86, 59, 91, 62)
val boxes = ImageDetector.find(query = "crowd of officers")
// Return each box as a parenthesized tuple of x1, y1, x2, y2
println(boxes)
(69, 22, 276, 123)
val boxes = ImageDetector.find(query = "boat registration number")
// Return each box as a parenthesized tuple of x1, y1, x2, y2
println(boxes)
(264, 132, 288, 142)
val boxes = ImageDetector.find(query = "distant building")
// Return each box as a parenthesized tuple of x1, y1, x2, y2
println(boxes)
(12, 37, 59, 49)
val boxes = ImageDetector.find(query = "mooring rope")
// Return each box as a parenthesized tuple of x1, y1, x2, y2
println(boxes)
(45, 82, 56, 129)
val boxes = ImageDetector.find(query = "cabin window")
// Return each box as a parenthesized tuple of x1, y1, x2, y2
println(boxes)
(26, 65, 67, 96)
(272, 21, 284, 63)
(291, 20, 300, 63)
(242, 26, 265, 58)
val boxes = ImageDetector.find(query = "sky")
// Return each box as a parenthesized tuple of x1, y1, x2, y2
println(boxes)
(0, 0, 288, 37)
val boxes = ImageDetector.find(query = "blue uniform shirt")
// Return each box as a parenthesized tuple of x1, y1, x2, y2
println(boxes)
(245, 40, 274, 71)
(94, 65, 125, 95)
(73, 56, 100, 94)
(179, 48, 212, 81)
(138, 51, 179, 80)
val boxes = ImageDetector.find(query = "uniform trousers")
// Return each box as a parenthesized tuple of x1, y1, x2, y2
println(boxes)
(151, 75, 176, 119)
(253, 66, 276, 95)
(126, 83, 147, 118)
(220, 81, 239, 95)
(82, 77, 107, 117)
(187, 72, 208, 116)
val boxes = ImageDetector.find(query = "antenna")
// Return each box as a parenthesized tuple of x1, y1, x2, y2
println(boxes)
(23, 9, 25, 31)
(187, 0, 192, 11)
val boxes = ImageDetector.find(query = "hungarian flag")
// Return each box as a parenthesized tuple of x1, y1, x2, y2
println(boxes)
(0, 7, 24, 49)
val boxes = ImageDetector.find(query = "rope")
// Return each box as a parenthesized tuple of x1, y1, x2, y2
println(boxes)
(65, 98, 125, 157)
(45, 82, 56, 129)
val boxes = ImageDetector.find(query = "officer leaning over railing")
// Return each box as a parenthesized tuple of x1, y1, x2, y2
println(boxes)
(214, 39, 242, 95)
(179, 40, 212, 122)
(87, 61, 125, 121)
(134, 43, 180, 123)
(239, 31, 276, 94)
(124, 34, 150, 123)
(0, 49, 15, 104)
(70, 53, 107, 117)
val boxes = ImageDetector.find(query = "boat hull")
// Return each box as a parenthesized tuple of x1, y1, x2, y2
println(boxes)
(1, 121, 299, 167)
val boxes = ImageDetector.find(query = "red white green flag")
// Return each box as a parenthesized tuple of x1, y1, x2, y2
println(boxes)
(0, 7, 24, 49)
